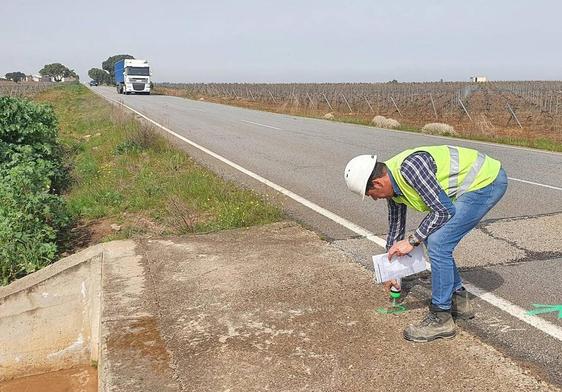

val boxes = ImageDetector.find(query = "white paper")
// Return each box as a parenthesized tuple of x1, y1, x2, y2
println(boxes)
(372, 246, 427, 283)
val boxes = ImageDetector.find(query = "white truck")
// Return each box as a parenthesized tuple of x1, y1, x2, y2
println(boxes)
(114, 59, 151, 94)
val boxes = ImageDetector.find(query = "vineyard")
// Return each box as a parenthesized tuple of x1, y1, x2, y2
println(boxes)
(0, 81, 60, 98)
(157, 81, 562, 146)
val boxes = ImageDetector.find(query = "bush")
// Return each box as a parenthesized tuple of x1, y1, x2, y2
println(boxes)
(0, 97, 70, 285)
(421, 122, 457, 136)
(371, 115, 400, 129)
(0, 96, 59, 158)
(0, 96, 68, 191)
(114, 140, 142, 155)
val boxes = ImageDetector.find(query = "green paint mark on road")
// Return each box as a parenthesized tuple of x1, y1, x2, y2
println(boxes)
(376, 304, 407, 315)
(526, 304, 562, 319)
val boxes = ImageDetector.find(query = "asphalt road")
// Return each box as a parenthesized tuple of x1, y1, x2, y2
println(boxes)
(92, 86, 562, 385)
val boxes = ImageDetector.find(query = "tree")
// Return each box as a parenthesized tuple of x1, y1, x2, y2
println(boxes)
(88, 68, 111, 85)
(5, 72, 26, 83)
(39, 63, 77, 82)
(102, 54, 134, 83)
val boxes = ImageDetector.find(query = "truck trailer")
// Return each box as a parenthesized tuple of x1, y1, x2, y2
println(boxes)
(114, 59, 151, 94)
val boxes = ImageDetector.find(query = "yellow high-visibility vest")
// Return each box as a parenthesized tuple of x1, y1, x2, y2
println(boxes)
(385, 145, 501, 212)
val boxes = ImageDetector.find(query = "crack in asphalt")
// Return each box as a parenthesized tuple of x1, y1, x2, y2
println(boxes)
(457, 255, 562, 272)
(478, 210, 562, 225)
(477, 213, 562, 263)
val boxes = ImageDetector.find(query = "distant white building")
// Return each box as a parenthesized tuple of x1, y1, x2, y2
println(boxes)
(26, 74, 52, 82)
(470, 76, 487, 83)
(24, 73, 76, 82)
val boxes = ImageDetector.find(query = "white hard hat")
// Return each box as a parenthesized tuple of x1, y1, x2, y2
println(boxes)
(344, 154, 377, 199)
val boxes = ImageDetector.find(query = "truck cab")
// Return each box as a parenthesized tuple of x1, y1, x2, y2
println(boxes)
(115, 59, 151, 95)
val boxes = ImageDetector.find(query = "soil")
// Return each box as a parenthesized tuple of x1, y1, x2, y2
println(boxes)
(60, 213, 168, 257)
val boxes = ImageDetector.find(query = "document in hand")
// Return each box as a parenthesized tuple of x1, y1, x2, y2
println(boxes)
(372, 246, 427, 283)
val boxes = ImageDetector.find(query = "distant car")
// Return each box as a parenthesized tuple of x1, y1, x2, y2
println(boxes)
(89, 80, 98, 86)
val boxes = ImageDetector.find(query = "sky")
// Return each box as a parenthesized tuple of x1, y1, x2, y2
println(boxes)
(1, 0, 561, 83)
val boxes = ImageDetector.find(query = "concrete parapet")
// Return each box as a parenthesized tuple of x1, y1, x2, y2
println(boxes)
(0, 240, 136, 382)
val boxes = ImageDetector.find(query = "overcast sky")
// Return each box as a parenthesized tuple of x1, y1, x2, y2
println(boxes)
(2, 0, 560, 83)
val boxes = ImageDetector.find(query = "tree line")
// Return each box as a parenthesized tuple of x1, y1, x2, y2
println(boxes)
(4, 63, 78, 83)
(4, 54, 138, 85)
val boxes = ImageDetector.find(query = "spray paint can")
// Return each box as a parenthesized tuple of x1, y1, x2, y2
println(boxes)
(376, 279, 406, 314)
(390, 279, 401, 307)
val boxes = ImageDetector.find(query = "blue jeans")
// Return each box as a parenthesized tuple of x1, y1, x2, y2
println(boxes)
(426, 168, 508, 310)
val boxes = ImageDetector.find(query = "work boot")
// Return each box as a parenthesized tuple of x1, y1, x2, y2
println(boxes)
(451, 287, 475, 320)
(404, 308, 456, 342)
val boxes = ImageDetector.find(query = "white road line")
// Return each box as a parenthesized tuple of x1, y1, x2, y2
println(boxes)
(508, 177, 562, 191)
(100, 92, 562, 342)
(241, 120, 282, 130)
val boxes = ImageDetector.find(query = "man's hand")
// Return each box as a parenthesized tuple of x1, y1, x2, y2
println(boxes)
(383, 279, 401, 292)
(387, 239, 414, 261)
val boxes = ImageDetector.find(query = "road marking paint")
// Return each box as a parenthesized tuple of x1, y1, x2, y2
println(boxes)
(508, 177, 562, 192)
(526, 304, 562, 318)
(100, 92, 562, 342)
(480, 316, 526, 334)
(241, 120, 282, 130)
(464, 283, 562, 340)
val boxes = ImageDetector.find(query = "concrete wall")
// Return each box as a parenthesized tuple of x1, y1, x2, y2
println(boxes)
(0, 241, 135, 381)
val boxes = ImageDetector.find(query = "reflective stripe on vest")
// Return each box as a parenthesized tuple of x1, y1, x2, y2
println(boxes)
(447, 145, 460, 197)
(456, 150, 486, 197)
(447, 146, 487, 198)
(384, 145, 501, 212)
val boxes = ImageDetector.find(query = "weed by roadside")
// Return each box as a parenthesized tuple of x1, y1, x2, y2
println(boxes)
(0, 96, 71, 285)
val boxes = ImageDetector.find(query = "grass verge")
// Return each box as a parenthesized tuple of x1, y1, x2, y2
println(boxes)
(35, 84, 282, 251)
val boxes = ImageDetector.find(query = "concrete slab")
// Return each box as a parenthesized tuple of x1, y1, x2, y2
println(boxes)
(99, 243, 179, 392)
(139, 222, 558, 391)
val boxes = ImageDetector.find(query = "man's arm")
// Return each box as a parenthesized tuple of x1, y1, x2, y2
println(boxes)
(400, 153, 456, 243)
(386, 198, 407, 250)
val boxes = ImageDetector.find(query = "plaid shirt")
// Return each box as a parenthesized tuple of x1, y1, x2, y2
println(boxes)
(386, 152, 455, 250)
